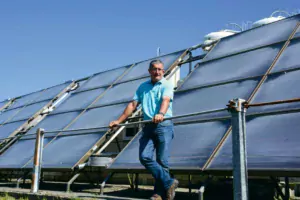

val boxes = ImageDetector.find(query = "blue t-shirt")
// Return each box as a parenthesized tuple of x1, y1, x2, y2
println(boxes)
(133, 78, 174, 120)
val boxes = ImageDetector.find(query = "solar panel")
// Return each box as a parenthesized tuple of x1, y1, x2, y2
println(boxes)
(92, 77, 149, 107)
(204, 15, 299, 60)
(173, 78, 260, 122)
(7, 100, 49, 122)
(0, 108, 21, 124)
(109, 121, 231, 170)
(32, 81, 73, 103)
(206, 112, 300, 171)
(0, 120, 26, 138)
(33, 131, 106, 169)
(76, 66, 130, 92)
(51, 88, 107, 114)
(270, 38, 300, 73)
(6, 91, 44, 111)
(0, 112, 81, 169)
(117, 50, 185, 83)
(248, 69, 300, 114)
(0, 136, 55, 169)
(67, 103, 127, 130)
(178, 43, 283, 91)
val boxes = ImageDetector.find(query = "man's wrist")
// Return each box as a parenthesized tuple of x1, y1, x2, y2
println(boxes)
(158, 112, 165, 116)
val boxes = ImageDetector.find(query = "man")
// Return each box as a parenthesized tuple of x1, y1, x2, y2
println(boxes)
(109, 59, 178, 200)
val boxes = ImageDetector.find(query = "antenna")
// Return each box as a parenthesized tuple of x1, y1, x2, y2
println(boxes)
(157, 47, 161, 57)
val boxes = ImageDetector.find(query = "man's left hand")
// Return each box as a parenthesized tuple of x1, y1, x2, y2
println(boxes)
(153, 114, 164, 123)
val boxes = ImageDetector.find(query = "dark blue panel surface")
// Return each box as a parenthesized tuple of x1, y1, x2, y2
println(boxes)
(109, 121, 230, 170)
(35, 132, 106, 169)
(0, 112, 81, 169)
(248, 70, 300, 114)
(0, 136, 54, 169)
(207, 112, 300, 170)
(52, 87, 106, 114)
(118, 50, 185, 83)
(0, 120, 26, 138)
(33, 82, 71, 102)
(67, 103, 127, 131)
(9, 101, 48, 122)
(205, 15, 299, 60)
(77, 66, 129, 92)
(179, 44, 282, 91)
(93, 78, 148, 107)
(0, 108, 21, 124)
(26, 111, 81, 135)
(6, 91, 43, 110)
(271, 39, 300, 72)
(173, 78, 260, 122)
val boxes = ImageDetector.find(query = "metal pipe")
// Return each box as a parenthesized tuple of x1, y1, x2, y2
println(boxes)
(246, 97, 300, 108)
(228, 98, 248, 200)
(41, 107, 227, 134)
(188, 52, 193, 73)
(31, 128, 45, 193)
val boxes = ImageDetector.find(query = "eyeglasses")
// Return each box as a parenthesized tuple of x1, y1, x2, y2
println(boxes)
(150, 68, 163, 72)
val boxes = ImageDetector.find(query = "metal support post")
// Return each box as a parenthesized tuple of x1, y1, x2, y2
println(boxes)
(198, 185, 205, 200)
(284, 177, 290, 200)
(188, 174, 192, 195)
(228, 98, 248, 200)
(100, 172, 114, 196)
(135, 173, 139, 192)
(188, 52, 193, 73)
(66, 173, 81, 193)
(31, 128, 45, 193)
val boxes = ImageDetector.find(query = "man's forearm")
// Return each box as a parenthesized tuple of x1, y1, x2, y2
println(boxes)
(159, 97, 171, 115)
(117, 101, 138, 123)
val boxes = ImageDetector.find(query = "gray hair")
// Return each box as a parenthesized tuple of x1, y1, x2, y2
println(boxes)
(149, 59, 164, 69)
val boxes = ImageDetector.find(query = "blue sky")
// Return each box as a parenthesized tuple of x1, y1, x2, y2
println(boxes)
(0, 0, 299, 100)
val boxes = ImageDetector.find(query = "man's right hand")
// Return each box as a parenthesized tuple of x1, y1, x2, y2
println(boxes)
(109, 120, 121, 128)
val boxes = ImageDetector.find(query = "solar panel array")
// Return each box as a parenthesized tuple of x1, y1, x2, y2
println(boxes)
(109, 14, 300, 175)
(0, 50, 186, 170)
(0, 82, 73, 139)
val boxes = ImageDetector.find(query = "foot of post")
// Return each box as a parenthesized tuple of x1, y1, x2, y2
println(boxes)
(66, 173, 81, 193)
(100, 173, 114, 196)
(198, 185, 205, 200)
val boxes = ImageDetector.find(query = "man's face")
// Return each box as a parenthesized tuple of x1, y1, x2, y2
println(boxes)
(148, 63, 164, 82)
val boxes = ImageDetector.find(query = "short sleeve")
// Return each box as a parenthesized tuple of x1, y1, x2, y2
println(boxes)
(133, 86, 141, 102)
(162, 81, 174, 100)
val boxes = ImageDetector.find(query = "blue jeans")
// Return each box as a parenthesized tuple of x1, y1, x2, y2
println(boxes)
(139, 120, 174, 196)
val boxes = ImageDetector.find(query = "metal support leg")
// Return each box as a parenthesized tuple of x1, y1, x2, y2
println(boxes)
(135, 173, 139, 192)
(198, 185, 205, 200)
(127, 173, 134, 190)
(16, 171, 30, 189)
(31, 128, 45, 193)
(228, 99, 248, 200)
(285, 177, 290, 200)
(100, 173, 114, 196)
(188, 174, 192, 195)
(270, 177, 285, 199)
(66, 173, 81, 193)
